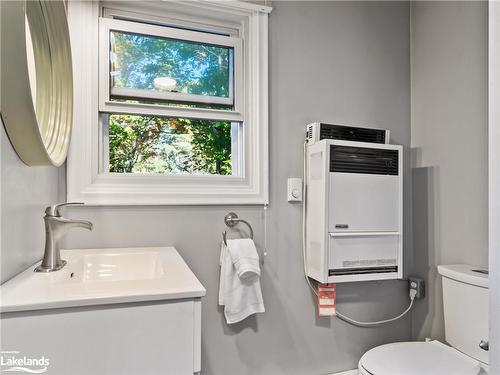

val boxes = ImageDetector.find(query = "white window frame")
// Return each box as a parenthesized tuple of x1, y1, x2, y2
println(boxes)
(66, 0, 271, 205)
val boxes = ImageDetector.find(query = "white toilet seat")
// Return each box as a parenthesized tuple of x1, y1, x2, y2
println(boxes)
(358, 340, 483, 375)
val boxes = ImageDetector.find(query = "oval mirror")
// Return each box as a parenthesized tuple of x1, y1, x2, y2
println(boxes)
(0, 0, 73, 166)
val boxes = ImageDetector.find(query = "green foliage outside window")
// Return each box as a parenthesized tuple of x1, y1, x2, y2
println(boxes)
(107, 29, 235, 175)
(108, 27, 232, 175)
(111, 31, 231, 98)
(108, 115, 232, 175)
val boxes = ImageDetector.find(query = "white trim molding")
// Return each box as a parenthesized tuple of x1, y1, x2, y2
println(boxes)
(67, 0, 270, 205)
(489, 1, 500, 373)
(191, 0, 272, 15)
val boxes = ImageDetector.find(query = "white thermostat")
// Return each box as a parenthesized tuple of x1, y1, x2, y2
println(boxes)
(287, 178, 303, 202)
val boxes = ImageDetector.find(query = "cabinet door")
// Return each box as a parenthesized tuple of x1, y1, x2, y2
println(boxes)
(329, 173, 400, 233)
(1, 300, 196, 374)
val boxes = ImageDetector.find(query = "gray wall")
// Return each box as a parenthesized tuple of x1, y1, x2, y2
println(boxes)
(410, 1, 488, 341)
(0, 122, 62, 283)
(58, 2, 412, 374)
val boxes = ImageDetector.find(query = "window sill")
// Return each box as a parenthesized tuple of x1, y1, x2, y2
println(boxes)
(68, 172, 268, 206)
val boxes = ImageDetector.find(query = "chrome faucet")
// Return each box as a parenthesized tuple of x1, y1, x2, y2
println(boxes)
(34, 202, 93, 272)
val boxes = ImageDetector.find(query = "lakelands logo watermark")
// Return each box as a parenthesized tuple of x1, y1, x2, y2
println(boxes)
(0, 351, 50, 373)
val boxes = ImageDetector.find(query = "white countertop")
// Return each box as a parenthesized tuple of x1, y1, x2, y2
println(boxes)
(1, 247, 206, 313)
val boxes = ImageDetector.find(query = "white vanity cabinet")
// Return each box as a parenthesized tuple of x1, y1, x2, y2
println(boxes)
(1, 299, 202, 374)
(0, 247, 205, 375)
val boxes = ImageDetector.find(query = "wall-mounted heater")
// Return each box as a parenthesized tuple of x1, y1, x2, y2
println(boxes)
(305, 138, 403, 283)
(306, 122, 390, 145)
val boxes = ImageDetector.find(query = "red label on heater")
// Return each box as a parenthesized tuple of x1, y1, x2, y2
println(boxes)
(318, 283, 336, 316)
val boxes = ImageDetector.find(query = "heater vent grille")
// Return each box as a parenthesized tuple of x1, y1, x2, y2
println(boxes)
(320, 123, 386, 143)
(329, 266, 398, 276)
(330, 146, 399, 175)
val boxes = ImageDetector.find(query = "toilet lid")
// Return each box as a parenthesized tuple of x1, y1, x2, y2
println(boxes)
(359, 340, 481, 375)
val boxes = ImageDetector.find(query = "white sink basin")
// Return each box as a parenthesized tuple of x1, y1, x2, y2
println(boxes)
(69, 250, 165, 283)
(1, 247, 206, 313)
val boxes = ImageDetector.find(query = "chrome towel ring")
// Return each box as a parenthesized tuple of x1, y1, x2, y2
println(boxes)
(222, 212, 254, 246)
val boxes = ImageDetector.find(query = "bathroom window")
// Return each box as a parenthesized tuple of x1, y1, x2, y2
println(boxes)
(98, 13, 243, 177)
(67, 1, 270, 205)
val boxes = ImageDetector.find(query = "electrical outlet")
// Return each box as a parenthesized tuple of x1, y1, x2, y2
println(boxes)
(409, 277, 425, 299)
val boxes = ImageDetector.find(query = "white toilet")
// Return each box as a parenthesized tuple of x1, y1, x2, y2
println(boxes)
(358, 264, 489, 375)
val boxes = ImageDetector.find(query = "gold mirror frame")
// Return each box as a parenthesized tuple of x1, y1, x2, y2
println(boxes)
(0, 0, 73, 166)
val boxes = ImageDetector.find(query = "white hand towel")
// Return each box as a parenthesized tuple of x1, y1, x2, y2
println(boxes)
(218, 239, 265, 324)
(228, 238, 261, 279)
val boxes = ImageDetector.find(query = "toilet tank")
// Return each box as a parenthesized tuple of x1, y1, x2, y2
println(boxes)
(438, 264, 489, 365)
